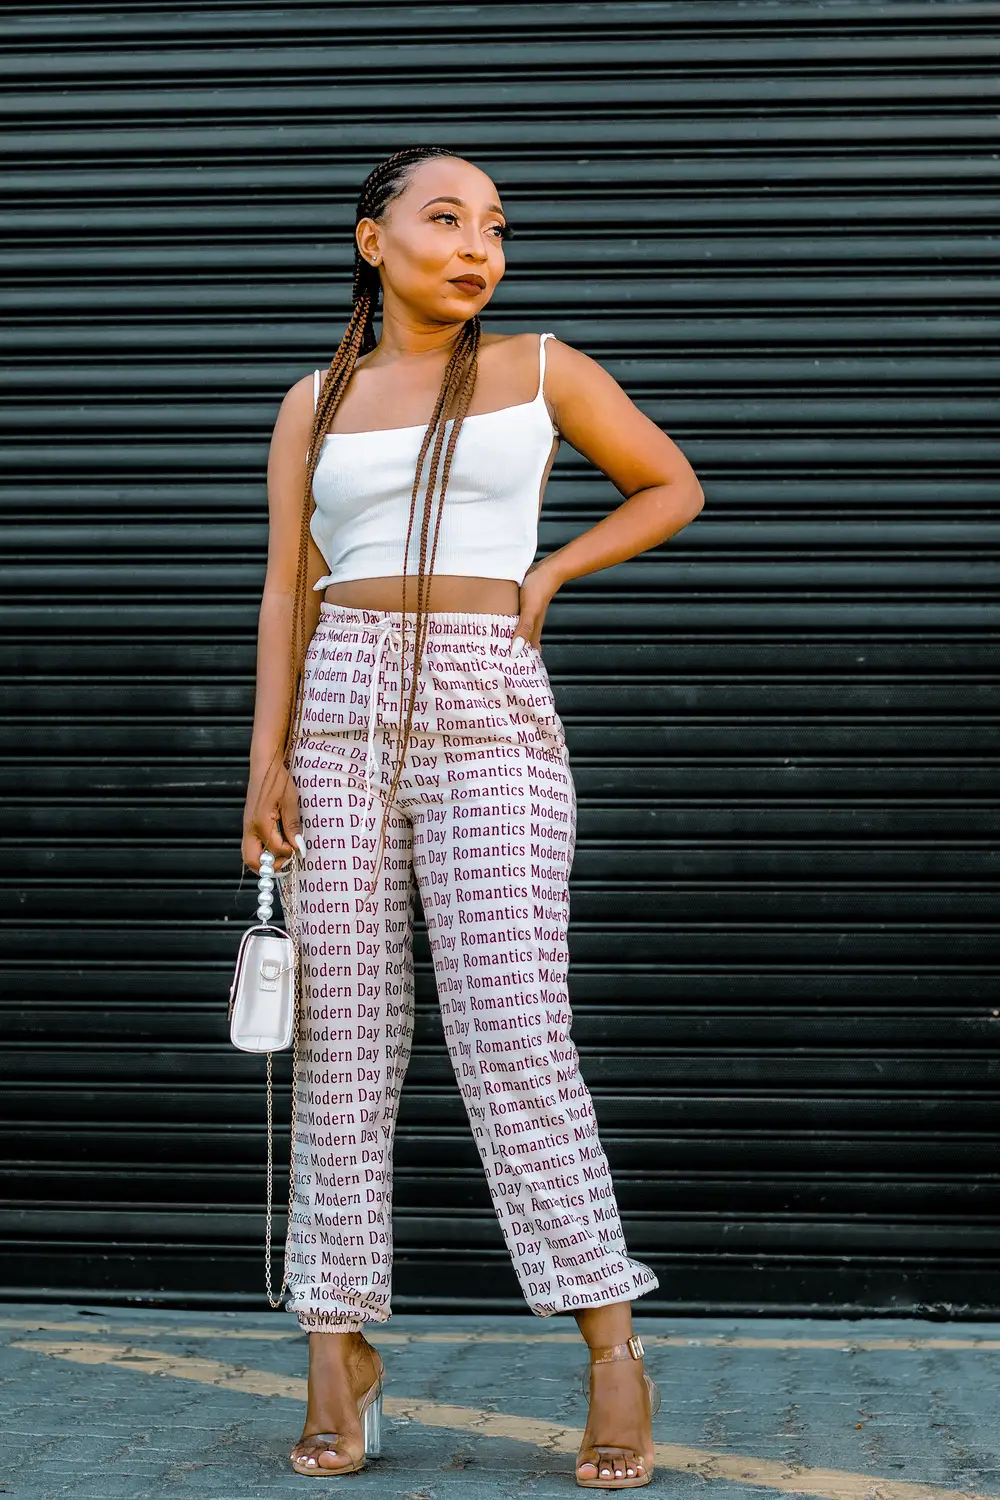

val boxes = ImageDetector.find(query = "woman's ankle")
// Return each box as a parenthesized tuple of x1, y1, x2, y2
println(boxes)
(307, 1329, 373, 1372)
(574, 1298, 636, 1351)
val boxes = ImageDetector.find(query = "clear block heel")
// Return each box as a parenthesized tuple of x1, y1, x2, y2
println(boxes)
(362, 1384, 383, 1458)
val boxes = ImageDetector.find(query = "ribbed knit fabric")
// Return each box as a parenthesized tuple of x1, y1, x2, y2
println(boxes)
(309, 332, 559, 590)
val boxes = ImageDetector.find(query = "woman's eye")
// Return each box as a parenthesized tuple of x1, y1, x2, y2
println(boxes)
(429, 212, 510, 240)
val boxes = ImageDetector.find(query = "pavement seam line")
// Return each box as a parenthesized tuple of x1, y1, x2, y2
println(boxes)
(3, 1318, 1000, 1351)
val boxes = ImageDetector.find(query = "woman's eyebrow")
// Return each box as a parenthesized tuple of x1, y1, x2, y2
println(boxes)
(420, 195, 505, 215)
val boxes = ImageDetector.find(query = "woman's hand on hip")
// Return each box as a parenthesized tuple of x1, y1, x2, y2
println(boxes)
(242, 760, 306, 874)
(511, 559, 563, 654)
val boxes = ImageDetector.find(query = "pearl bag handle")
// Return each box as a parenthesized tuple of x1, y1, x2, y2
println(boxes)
(256, 847, 277, 921)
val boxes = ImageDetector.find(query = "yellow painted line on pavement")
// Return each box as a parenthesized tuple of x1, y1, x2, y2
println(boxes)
(0, 1317, 297, 1341)
(3, 1317, 1000, 1351)
(14, 1338, 997, 1500)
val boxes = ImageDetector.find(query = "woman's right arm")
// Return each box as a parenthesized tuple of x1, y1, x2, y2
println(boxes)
(241, 372, 326, 874)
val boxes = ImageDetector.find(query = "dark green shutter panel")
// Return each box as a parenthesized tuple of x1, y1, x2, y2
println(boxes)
(2, 2, 998, 1315)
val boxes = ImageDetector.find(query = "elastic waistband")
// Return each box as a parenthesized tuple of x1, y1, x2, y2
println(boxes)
(318, 600, 520, 645)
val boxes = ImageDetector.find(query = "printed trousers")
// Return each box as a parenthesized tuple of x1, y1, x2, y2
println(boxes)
(277, 602, 659, 1331)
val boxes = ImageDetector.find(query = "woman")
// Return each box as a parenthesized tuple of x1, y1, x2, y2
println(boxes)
(242, 145, 704, 1489)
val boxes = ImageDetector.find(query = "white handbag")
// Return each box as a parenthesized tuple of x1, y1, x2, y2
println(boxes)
(229, 931, 296, 1051)
(227, 848, 300, 1306)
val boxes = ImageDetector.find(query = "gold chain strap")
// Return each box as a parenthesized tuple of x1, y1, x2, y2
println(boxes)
(263, 880, 302, 1310)
(262, 704, 307, 1309)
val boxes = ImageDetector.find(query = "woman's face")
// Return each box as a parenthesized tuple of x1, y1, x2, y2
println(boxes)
(357, 156, 508, 322)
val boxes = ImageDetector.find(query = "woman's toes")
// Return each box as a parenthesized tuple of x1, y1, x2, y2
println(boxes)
(605, 1449, 633, 1479)
(577, 1442, 651, 1481)
(321, 1441, 362, 1470)
(292, 1438, 349, 1470)
(576, 1450, 600, 1480)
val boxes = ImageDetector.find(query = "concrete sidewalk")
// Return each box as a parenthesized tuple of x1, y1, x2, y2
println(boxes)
(2, 1304, 998, 1500)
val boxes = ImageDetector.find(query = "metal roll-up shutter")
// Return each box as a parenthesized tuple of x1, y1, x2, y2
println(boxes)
(2, 2, 997, 1315)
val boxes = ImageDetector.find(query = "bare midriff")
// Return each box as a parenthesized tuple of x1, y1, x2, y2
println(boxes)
(323, 575, 521, 615)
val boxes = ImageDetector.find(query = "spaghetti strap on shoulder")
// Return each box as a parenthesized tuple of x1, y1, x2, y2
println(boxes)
(313, 367, 321, 412)
(535, 333, 559, 437)
(537, 331, 556, 401)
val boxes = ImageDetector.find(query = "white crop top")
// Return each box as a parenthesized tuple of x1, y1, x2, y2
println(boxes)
(309, 331, 560, 589)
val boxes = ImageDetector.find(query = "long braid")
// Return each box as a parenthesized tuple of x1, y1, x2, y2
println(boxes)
(261, 145, 483, 899)
(372, 318, 480, 888)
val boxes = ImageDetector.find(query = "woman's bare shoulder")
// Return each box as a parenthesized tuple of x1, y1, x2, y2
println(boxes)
(278, 367, 317, 410)
(479, 329, 549, 351)
(268, 369, 316, 454)
(479, 329, 557, 387)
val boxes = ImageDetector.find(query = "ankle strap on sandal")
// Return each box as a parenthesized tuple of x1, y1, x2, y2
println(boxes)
(588, 1334, 645, 1363)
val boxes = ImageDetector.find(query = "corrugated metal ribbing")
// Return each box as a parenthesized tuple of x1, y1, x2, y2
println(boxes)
(1, 2, 998, 1315)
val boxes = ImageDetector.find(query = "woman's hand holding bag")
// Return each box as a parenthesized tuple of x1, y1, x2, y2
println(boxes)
(241, 756, 305, 875)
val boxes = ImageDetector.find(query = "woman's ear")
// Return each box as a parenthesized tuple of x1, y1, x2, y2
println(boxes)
(355, 218, 381, 266)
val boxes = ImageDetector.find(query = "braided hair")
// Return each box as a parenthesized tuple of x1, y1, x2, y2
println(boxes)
(281, 146, 489, 892)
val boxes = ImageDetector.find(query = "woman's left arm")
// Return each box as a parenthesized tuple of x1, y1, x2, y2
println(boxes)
(515, 335, 705, 650)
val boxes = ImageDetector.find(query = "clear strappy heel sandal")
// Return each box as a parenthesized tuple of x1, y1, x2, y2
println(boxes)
(576, 1335, 660, 1489)
(290, 1346, 385, 1477)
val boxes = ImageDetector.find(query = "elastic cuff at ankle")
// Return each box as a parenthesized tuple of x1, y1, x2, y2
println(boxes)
(296, 1315, 367, 1334)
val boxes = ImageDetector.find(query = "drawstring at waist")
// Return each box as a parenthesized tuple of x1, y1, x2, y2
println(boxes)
(364, 616, 404, 814)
